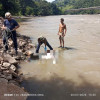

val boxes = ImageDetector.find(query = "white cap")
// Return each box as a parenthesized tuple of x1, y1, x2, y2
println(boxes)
(5, 12, 11, 18)
(39, 33, 44, 38)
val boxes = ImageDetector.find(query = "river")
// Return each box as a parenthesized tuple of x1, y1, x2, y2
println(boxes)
(18, 15, 100, 100)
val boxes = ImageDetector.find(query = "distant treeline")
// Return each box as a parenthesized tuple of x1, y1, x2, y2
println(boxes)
(53, 0, 100, 14)
(0, 0, 61, 17)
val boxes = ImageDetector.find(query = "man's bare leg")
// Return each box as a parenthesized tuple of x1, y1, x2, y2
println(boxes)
(59, 36, 62, 47)
(62, 39, 64, 48)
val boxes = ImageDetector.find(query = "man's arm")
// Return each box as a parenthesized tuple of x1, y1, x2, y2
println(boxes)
(44, 38, 47, 47)
(58, 24, 60, 35)
(12, 24, 20, 31)
(12, 20, 20, 31)
(64, 25, 67, 36)
(1, 25, 6, 30)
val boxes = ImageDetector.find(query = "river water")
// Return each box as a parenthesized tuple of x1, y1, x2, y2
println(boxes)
(18, 15, 100, 100)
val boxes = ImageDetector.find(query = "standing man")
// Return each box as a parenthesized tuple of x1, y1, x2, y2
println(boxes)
(1, 12, 20, 55)
(58, 18, 67, 48)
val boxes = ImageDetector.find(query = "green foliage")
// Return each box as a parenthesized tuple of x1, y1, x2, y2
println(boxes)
(0, 0, 99, 16)
(0, 0, 61, 17)
(53, 0, 100, 14)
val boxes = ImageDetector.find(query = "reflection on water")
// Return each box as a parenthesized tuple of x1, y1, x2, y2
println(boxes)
(18, 15, 100, 100)
(22, 75, 100, 100)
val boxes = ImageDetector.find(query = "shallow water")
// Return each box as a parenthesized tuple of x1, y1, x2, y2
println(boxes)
(18, 15, 100, 100)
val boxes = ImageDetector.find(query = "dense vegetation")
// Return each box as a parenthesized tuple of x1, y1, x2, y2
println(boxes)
(0, 0, 61, 17)
(53, 0, 100, 14)
(0, 0, 100, 16)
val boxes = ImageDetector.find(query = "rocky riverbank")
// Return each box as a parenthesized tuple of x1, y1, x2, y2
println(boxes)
(0, 32, 34, 100)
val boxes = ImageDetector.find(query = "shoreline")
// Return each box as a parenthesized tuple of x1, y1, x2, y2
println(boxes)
(0, 29, 34, 100)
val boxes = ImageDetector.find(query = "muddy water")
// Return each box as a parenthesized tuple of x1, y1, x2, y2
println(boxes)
(18, 15, 100, 100)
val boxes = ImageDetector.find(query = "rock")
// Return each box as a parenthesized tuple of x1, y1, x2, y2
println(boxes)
(0, 72, 2, 75)
(6, 74, 12, 80)
(30, 53, 39, 60)
(19, 41, 26, 49)
(9, 70, 19, 78)
(25, 50, 33, 56)
(28, 43, 34, 48)
(0, 78, 8, 83)
(0, 67, 2, 72)
(15, 76, 23, 83)
(2, 62, 11, 68)
(3, 54, 18, 64)
(9, 49, 16, 56)
(0, 57, 3, 61)
(10, 65, 16, 71)
(8, 40, 13, 46)
(21, 41, 26, 46)
(1, 66, 9, 70)
(22, 49, 26, 52)
(0, 74, 6, 78)
(9, 80, 19, 86)
(2, 70, 12, 80)
(15, 56, 22, 60)
(3, 70, 10, 75)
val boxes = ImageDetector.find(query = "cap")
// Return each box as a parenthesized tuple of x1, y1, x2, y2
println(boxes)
(5, 12, 12, 18)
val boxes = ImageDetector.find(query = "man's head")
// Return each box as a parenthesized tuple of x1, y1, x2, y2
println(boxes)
(5, 12, 12, 20)
(60, 18, 64, 23)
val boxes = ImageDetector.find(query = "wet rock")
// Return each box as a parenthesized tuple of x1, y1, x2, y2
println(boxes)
(15, 76, 23, 83)
(30, 53, 39, 60)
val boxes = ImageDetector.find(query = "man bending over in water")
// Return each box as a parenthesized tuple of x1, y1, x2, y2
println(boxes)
(58, 18, 67, 48)
(36, 36, 53, 53)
